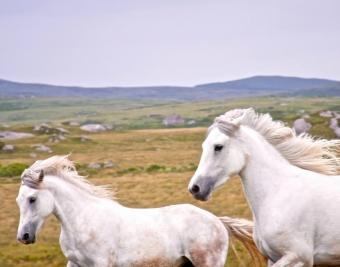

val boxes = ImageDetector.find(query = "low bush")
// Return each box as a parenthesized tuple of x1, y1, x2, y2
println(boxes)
(0, 162, 29, 177)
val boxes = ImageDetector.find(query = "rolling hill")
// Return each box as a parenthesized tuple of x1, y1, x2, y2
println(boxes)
(0, 76, 338, 100)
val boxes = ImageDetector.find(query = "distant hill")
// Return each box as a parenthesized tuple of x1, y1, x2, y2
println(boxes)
(0, 76, 338, 100)
(195, 76, 336, 91)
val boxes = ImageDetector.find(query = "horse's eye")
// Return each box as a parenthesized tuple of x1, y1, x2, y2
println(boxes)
(214, 145, 223, 152)
(29, 197, 36, 204)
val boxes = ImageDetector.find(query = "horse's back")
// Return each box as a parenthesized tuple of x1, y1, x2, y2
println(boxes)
(113, 204, 228, 267)
(163, 204, 229, 267)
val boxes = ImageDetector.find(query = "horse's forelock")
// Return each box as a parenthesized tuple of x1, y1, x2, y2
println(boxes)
(208, 109, 251, 136)
(21, 168, 43, 189)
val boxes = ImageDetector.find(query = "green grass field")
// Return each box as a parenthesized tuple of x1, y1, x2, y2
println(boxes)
(0, 96, 339, 266)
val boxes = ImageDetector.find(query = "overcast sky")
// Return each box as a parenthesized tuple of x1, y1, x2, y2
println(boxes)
(0, 1, 339, 87)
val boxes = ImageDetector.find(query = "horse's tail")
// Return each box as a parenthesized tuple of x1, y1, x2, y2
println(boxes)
(219, 216, 267, 267)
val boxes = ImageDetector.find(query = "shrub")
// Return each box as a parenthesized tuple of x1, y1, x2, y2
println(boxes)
(0, 162, 29, 177)
(145, 164, 165, 173)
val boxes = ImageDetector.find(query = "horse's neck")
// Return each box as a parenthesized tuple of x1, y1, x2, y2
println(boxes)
(45, 176, 114, 233)
(238, 127, 300, 214)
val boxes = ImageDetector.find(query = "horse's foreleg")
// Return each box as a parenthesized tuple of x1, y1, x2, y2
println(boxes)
(271, 253, 313, 267)
(66, 261, 80, 267)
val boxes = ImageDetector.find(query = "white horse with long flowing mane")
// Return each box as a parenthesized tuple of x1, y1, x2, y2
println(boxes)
(188, 108, 340, 267)
(17, 155, 263, 267)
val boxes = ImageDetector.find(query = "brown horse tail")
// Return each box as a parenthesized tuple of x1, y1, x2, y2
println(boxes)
(219, 216, 267, 267)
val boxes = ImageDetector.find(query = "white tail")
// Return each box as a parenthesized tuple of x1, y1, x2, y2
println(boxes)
(219, 216, 267, 266)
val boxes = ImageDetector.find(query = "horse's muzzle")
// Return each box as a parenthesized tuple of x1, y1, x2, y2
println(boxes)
(18, 232, 36, 245)
(188, 177, 212, 201)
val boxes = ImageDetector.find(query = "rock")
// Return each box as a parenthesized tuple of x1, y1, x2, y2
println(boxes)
(87, 163, 101, 169)
(80, 124, 106, 132)
(33, 125, 42, 131)
(333, 112, 340, 119)
(155, 147, 161, 151)
(302, 115, 310, 119)
(32, 144, 52, 152)
(56, 128, 68, 134)
(335, 128, 340, 138)
(69, 121, 79, 126)
(293, 118, 312, 135)
(0, 131, 35, 140)
(48, 135, 66, 143)
(29, 153, 37, 158)
(2, 144, 14, 150)
(319, 111, 333, 117)
(103, 124, 113, 130)
(81, 136, 90, 142)
(104, 161, 116, 168)
(330, 118, 339, 130)
(187, 120, 196, 125)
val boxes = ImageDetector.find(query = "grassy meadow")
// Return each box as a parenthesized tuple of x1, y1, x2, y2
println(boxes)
(0, 96, 339, 266)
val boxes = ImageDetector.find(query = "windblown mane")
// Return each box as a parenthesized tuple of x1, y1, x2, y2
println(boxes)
(21, 155, 116, 200)
(211, 108, 340, 175)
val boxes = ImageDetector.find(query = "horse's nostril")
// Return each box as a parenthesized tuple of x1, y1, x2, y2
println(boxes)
(192, 185, 200, 194)
(23, 233, 30, 241)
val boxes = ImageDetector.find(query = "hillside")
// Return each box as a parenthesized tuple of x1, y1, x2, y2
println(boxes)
(283, 81, 340, 97)
(0, 76, 338, 100)
(195, 76, 336, 90)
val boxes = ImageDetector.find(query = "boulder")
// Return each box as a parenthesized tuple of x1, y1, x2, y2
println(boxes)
(333, 112, 340, 119)
(81, 136, 90, 142)
(335, 128, 340, 138)
(87, 163, 101, 169)
(103, 124, 113, 130)
(48, 135, 66, 143)
(0, 131, 35, 140)
(293, 118, 312, 135)
(80, 124, 106, 132)
(319, 111, 333, 117)
(104, 161, 116, 168)
(330, 118, 339, 130)
(56, 128, 68, 134)
(2, 144, 14, 151)
(31, 144, 52, 152)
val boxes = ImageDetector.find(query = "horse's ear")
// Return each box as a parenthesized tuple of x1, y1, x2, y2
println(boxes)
(231, 110, 247, 127)
(38, 170, 44, 182)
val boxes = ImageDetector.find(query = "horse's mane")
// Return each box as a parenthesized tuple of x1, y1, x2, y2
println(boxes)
(211, 108, 340, 175)
(21, 155, 116, 201)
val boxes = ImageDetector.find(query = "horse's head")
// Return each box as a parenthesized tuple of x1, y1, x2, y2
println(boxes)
(188, 112, 247, 201)
(16, 170, 54, 245)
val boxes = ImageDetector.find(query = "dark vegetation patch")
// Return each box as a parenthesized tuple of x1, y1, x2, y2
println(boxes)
(116, 163, 197, 176)
(0, 102, 29, 111)
(0, 162, 29, 177)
